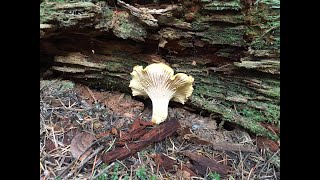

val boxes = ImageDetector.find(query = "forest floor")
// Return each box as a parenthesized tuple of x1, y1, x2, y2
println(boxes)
(40, 79, 280, 180)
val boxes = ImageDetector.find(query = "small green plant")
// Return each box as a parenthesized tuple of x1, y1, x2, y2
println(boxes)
(150, 175, 157, 180)
(136, 166, 147, 180)
(207, 172, 220, 180)
(96, 164, 109, 180)
(112, 162, 120, 180)
(96, 173, 108, 180)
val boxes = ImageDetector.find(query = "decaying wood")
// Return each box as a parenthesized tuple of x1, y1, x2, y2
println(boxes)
(151, 153, 197, 176)
(40, 0, 280, 140)
(102, 118, 181, 164)
(183, 151, 231, 176)
(117, 0, 178, 27)
(117, 118, 153, 145)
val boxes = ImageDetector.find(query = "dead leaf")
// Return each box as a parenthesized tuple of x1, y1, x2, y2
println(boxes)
(152, 153, 177, 173)
(93, 121, 103, 129)
(129, 118, 142, 132)
(45, 138, 56, 152)
(63, 128, 81, 145)
(95, 131, 111, 139)
(111, 127, 118, 135)
(256, 136, 279, 152)
(70, 132, 97, 161)
(176, 170, 191, 179)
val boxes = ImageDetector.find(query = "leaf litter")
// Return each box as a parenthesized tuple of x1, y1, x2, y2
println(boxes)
(40, 79, 280, 180)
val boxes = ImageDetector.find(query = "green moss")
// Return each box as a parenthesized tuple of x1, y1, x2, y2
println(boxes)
(95, 6, 113, 30)
(40, 3, 56, 24)
(234, 100, 278, 124)
(112, 12, 147, 41)
(245, 1, 280, 50)
(104, 62, 123, 72)
(40, 2, 100, 26)
(201, 0, 242, 11)
(259, 0, 280, 9)
(196, 26, 246, 46)
(259, 80, 280, 98)
(257, 86, 280, 98)
(191, 21, 210, 31)
(185, 70, 279, 140)
(190, 95, 279, 140)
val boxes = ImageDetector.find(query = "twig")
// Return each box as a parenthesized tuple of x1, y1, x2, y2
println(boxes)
(91, 162, 115, 180)
(130, 165, 133, 180)
(63, 146, 104, 180)
(258, 149, 280, 177)
(79, 146, 104, 167)
(57, 136, 109, 177)
(86, 86, 97, 104)
(247, 163, 257, 180)
(90, 155, 98, 178)
(251, 24, 280, 46)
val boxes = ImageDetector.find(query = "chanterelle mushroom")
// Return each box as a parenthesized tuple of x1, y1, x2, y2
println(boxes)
(129, 63, 194, 124)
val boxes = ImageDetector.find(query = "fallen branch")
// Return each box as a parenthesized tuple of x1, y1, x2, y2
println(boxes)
(102, 118, 181, 164)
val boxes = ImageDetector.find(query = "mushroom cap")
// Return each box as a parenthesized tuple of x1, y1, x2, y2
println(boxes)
(129, 63, 194, 104)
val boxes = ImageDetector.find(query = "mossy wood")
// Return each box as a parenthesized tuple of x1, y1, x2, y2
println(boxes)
(40, 0, 280, 140)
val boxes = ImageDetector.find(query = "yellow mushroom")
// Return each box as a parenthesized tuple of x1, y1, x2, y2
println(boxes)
(129, 63, 194, 124)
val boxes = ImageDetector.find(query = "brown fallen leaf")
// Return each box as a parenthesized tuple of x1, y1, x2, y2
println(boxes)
(45, 138, 56, 152)
(176, 170, 191, 179)
(70, 132, 97, 161)
(111, 127, 118, 135)
(95, 131, 111, 139)
(256, 136, 279, 152)
(152, 153, 177, 173)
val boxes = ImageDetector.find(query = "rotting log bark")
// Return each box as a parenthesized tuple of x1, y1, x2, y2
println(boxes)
(40, 0, 280, 140)
(183, 150, 231, 176)
(102, 118, 181, 164)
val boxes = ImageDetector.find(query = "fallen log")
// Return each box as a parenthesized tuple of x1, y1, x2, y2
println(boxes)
(40, 0, 280, 140)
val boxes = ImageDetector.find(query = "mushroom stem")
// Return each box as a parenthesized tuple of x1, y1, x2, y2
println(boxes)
(151, 97, 170, 124)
